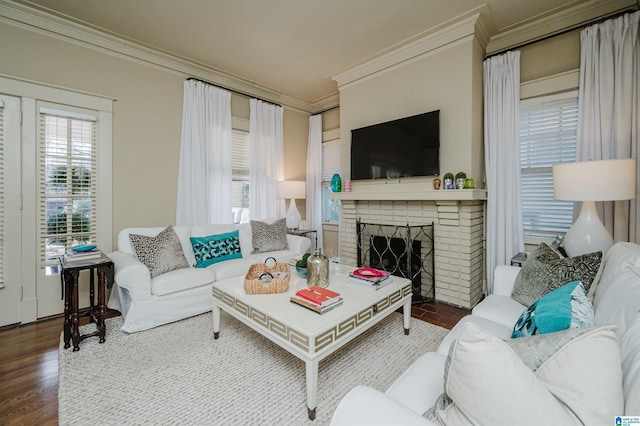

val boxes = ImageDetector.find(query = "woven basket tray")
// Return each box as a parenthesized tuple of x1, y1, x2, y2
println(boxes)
(244, 257, 290, 294)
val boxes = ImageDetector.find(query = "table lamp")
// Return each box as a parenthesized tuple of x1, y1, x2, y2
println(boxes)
(553, 158, 636, 256)
(278, 180, 306, 230)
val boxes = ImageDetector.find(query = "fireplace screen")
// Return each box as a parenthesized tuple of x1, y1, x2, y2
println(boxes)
(356, 220, 435, 303)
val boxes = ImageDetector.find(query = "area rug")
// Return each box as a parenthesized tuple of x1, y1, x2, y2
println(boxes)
(58, 311, 448, 425)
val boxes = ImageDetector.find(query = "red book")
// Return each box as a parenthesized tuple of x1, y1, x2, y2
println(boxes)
(294, 286, 340, 307)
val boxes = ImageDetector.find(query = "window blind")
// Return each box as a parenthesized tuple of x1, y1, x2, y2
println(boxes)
(39, 109, 97, 262)
(520, 93, 577, 237)
(322, 139, 340, 182)
(232, 129, 250, 209)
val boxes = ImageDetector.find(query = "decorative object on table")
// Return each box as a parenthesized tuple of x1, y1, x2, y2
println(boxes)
(244, 257, 290, 294)
(331, 173, 342, 192)
(443, 172, 454, 189)
(290, 285, 343, 314)
(343, 179, 351, 192)
(348, 267, 393, 290)
(432, 178, 441, 190)
(278, 180, 306, 230)
(295, 252, 311, 278)
(64, 245, 102, 261)
(463, 178, 475, 189)
(307, 247, 329, 288)
(553, 158, 636, 256)
(455, 171, 467, 189)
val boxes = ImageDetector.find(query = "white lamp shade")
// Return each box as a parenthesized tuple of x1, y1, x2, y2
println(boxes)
(278, 180, 306, 200)
(553, 158, 636, 201)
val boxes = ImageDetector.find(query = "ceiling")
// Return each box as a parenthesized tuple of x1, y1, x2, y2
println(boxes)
(15, 0, 589, 105)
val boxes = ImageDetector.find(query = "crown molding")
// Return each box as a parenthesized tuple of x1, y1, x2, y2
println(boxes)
(333, 7, 491, 89)
(486, 0, 639, 54)
(0, 0, 317, 112)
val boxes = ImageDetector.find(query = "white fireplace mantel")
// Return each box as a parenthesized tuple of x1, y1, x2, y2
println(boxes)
(329, 189, 487, 201)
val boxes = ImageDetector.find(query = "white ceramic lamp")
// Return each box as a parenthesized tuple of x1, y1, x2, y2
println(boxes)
(553, 158, 636, 257)
(278, 180, 306, 230)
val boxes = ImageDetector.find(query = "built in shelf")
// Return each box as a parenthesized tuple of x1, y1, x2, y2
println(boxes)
(329, 189, 487, 201)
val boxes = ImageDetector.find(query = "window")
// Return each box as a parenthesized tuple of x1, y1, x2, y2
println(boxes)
(322, 139, 341, 223)
(519, 92, 578, 238)
(232, 128, 250, 221)
(40, 107, 97, 261)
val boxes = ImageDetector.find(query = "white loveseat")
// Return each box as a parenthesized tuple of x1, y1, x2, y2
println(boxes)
(107, 222, 311, 333)
(331, 242, 640, 424)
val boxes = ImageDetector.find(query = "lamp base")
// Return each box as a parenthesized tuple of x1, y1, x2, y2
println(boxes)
(285, 198, 301, 230)
(564, 200, 613, 257)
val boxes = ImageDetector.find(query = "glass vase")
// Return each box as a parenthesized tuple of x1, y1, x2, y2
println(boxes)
(307, 247, 329, 288)
(331, 173, 342, 192)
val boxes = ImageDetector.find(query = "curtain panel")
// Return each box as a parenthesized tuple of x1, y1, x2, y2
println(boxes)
(249, 99, 284, 220)
(176, 80, 232, 226)
(577, 11, 640, 243)
(483, 50, 524, 294)
(306, 114, 323, 249)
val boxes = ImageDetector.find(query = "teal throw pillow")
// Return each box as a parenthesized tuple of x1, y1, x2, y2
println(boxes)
(512, 280, 594, 338)
(190, 230, 242, 268)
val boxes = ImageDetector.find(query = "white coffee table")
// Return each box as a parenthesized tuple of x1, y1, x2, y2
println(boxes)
(211, 271, 412, 420)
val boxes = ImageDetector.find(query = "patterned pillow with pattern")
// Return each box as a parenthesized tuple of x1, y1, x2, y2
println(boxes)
(190, 230, 242, 268)
(250, 218, 288, 254)
(129, 225, 190, 278)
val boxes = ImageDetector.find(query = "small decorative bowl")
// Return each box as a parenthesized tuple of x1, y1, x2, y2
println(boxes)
(296, 266, 308, 278)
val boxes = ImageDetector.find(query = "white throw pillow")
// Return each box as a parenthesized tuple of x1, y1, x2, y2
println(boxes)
(431, 323, 623, 425)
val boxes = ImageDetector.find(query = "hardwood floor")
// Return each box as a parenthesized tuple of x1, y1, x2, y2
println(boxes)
(0, 302, 469, 425)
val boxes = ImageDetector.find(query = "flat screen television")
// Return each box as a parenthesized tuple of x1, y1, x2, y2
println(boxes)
(350, 110, 440, 180)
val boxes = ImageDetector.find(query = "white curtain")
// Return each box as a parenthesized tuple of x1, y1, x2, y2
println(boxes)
(306, 114, 323, 249)
(176, 80, 232, 226)
(249, 99, 284, 220)
(483, 50, 524, 294)
(577, 11, 640, 243)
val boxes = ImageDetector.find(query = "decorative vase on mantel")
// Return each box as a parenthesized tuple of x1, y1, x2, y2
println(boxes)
(331, 173, 342, 192)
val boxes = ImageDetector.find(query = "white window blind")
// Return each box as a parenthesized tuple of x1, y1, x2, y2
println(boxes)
(520, 92, 577, 237)
(232, 129, 249, 209)
(321, 139, 341, 182)
(0, 103, 5, 288)
(39, 108, 97, 262)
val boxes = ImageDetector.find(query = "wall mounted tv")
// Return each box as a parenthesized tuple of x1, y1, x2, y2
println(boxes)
(350, 110, 440, 180)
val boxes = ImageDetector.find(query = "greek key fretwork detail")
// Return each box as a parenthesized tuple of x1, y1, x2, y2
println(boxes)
(315, 306, 376, 351)
(212, 289, 310, 351)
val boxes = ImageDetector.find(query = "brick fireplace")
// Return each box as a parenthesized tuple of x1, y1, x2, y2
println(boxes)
(333, 191, 486, 309)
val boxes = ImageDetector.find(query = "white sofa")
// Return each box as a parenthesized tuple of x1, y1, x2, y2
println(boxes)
(331, 242, 640, 424)
(107, 222, 311, 333)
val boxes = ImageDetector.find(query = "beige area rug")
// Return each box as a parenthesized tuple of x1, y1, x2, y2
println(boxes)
(58, 311, 448, 425)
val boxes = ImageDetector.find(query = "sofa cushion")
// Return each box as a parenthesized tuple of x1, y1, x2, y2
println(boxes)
(436, 315, 513, 356)
(151, 267, 216, 296)
(190, 230, 242, 268)
(250, 218, 288, 254)
(621, 313, 640, 415)
(429, 323, 622, 425)
(511, 243, 603, 307)
(129, 226, 190, 278)
(512, 280, 594, 338)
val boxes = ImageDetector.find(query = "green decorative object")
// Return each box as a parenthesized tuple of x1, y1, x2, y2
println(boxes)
(455, 172, 467, 189)
(463, 178, 475, 189)
(455, 171, 467, 180)
(443, 172, 454, 189)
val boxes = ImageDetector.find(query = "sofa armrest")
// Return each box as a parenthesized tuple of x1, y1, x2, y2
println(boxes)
(286, 234, 312, 256)
(493, 265, 521, 296)
(330, 385, 435, 426)
(108, 251, 152, 300)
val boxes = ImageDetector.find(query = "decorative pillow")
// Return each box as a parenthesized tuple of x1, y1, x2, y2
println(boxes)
(511, 243, 603, 307)
(250, 219, 288, 254)
(512, 280, 594, 338)
(129, 225, 190, 278)
(190, 230, 242, 268)
(426, 323, 623, 425)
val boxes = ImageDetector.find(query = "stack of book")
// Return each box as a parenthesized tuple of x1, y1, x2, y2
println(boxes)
(348, 267, 392, 290)
(64, 245, 102, 262)
(290, 286, 343, 314)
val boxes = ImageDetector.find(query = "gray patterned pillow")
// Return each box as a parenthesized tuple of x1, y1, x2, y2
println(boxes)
(250, 219, 288, 254)
(511, 243, 603, 307)
(129, 226, 190, 278)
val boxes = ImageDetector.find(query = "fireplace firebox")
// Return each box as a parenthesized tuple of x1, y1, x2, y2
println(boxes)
(356, 220, 435, 303)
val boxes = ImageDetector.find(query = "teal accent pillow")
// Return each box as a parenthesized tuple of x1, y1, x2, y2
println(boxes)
(190, 230, 242, 268)
(512, 280, 594, 338)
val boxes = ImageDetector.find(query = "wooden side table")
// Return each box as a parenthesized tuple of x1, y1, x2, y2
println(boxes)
(59, 254, 114, 351)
